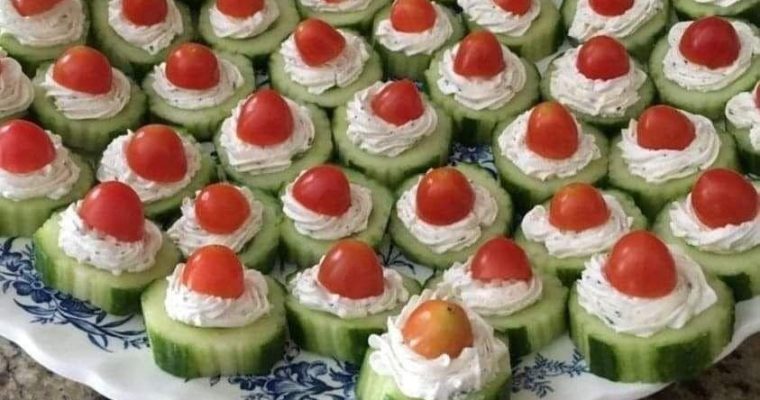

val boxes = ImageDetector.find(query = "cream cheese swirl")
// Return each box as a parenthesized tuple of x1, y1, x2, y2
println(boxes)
(459, 0, 540, 37)
(209, 0, 280, 39)
(0, 0, 85, 47)
(568, 0, 663, 42)
(0, 53, 34, 118)
(150, 57, 244, 110)
(298, 0, 371, 12)
(374, 3, 453, 56)
(725, 84, 760, 150)
(107, 0, 184, 55)
(39, 65, 131, 120)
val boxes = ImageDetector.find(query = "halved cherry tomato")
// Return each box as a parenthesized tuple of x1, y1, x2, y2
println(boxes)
(604, 231, 677, 299)
(182, 245, 245, 299)
(679, 17, 740, 69)
(79, 182, 145, 243)
(125, 124, 188, 183)
(52, 46, 113, 95)
(402, 300, 474, 359)
(370, 80, 424, 126)
(390, 0, 437, 33)
(493, 0, 532, 15)
(216, 0, 264, 18)
(635, 105, 695, 151)
(294, 19, 346, 67)
(165, 43, 220, 90)
(453, 31, 505, 78)
(526, 101, 579, 159)
(588, 0, 633, 16)
(549, 183, 610, 231)
(122, 0, 168, 26)
(317, 240, 385, 299)
(11, 0, 62, 16)
(576, 36, 630, 80)
(292, 165, 351, 216)
(691, 169, 758, 228)
(0, 120, 56, 174)
(471, 237, 533, 283)
(416, 167, 475, 226)
(237, 89, 294, 146)
(755, 84, 760, 109)
(194, 183, 251, 234)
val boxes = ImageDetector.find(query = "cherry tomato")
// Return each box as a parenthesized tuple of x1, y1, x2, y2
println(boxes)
(194, 184, 252, 234)
(294, 19, 346, 67)
(754, 84, 760, 109)
(493, 0, 532, 15)
(79, 182, 145, 243)
(453, 31, 505, 78)
(691, 169, 758, 228)
(526, 101, 579, 160)
(604, 231, 677, 299)
(125, 124, 188, 183)
(416, 167, 475, 226)
(390, 0, 437, 33)
(549, 183, 610, 231)
(216, 0, 264, 18)
(182, 245, 245, 299)
(165, 43, 220, 90)
(122, 0, 168, 26)
(635, 105, 695, 151)
(52, 46, 113, 95)
(576, 35, 630, 80)
(317, 240, 385, 299)
(292, 165, 351, 216)
(0, 120, 56, 174)
(11, 0, 62, 16)
(470, 237, 533, 283)
(402, 300, 474, 359)
(588, 0, 633, 16)
(237, 89, 294, 146)
(679, 17, 740, 69)
(370, 80, 425, 126)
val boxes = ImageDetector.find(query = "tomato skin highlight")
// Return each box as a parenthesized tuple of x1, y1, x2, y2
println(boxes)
(294, 19, 346, 67)
(576, 35, 630, 81)
(525, 102, 579, 160)
(125, 124, 188, 183)
(402, 299, 475, 359)
(635, 105, 696, 151)
(549, 183, 610, 232)
(292, 165, 352, 216)
(691, 169, 758, 229)
(11, 0, 63, 16)
(194, 183, 252, 234)
(165, 43, 221, 90)
(122, 0, 168, 26)
(317, 239, 385, 299)
(493, 0, 532, 15)
(182, 245, 246, 299)
(678, 17, 740, 69)
(416, 167, 475, 226)
(216, 0, 264, 18)
(604, 231, 677, 299)
(453, 31, 506, 78)
(0, 120, 56, 174)
(52, 46, 113, 95)
(79, 182, 145, 243)
(390, 0, 437, 33)
(370, 80, 425, 126)
(471, 237, 533, 283)
(237, 89, 294, 146)
(588, 0, 633, 16)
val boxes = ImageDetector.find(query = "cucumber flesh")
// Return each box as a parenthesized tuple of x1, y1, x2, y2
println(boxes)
(727, 121, 760, 175)
(236, 190, 282, 273)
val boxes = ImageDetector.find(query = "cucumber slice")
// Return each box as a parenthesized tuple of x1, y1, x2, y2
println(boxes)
(388, 163, 514, 269)
(280, 167, 394, 268)
(569, 276, 734, 383)
(296, 0, 393, 32)
(236, 189, 282, 273)
(285, 275, 421, 364)
(33, 214, 182, 315)
(727, 120, 760, 175)
(141, 276, 288, 378)
(672, 0, 760, 23)
(0, 155, 94, 238)
(214, 103, 334, 194)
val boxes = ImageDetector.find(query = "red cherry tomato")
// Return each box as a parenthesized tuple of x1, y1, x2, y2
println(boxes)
(125, 124, 188, 183)
(0, 120, 56, 174)
(588, 0, 633, 16)
(691, 169, 758, 228)
(416, 167, 475, 226)
(122, 0, 168, 26)
(11, 0, 62, 16)
(471, 237, 533, 283)
(237, 89, 294, 146)
(635, 105, 696, 151)
(182, 245, 245, 299)
(493, 0, 532, 15)
(194, 184, 252, 234)
(52, 46, 113, 95)
(317, 240, 385, 299)
(754, 84, 760, 109)
(402, 300, 474, 359)
(453, 31, 505, 78)
(79, 182, 145, 243)
(165, 43, 220, 90)
(390, 0, 437, 33)
(370, 80, 425, 126)
(294, 19, 346, 67)
(604, 231, 677, 299)
(679, 17, 740, 69)
(216, 0, 264, 18)
(576, 36, 630, 80)
(549, 183, 610, 231)
(526, 102, 579, 160)
(292, 165, 351, 216)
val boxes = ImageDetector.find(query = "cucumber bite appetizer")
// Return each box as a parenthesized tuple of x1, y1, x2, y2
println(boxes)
(650, 17, 760, 120)
(0, 120, 93, 237)
(286, 239, 420, 364)
(655, 169, 760, 301)
(333, 79, 453, 187)
(492, 101, 608, 209)
(672, 0, 760, 23)
(215, 89, 333, 194)
(725, 82, 760, 173)
(515, 183, 646, 286)
(143, 43, 256, 141)
(0, 51, 34, 122)
(570, 231, 734, 383)
(280, 164, 393, 268)
(541, 36, 655, 131)
(425, 30, 540, 144)
(609, 105, 738, 217)
(371, 0, 464, 80)
(389, 165, 513, 269)
(32, 46, 147, 154)
(33, 181, 182, 315)
(294, 0, 391, 32)
(167, 183, 281, 273)
(97, 124, 217, 222)
(142, 245, 287, 378)
(356, 289, 512, 399)
(270, 18, 383, 108)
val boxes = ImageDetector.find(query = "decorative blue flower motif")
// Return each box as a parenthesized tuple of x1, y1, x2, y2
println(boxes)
(512, 350, 589, 398)
(450, 143, 497, 177)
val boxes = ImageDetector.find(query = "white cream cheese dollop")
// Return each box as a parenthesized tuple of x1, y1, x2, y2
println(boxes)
(692, 0, 741, 7)
(40, 65, 131, 120)
(568, 0, 663, 42)
(299, 0, 371, 12)
(0, 53, 34, 118)
(725, 84, 760, 150)
(150, 57, 244, 109)
(374, 3, 453, 56)
(107, 0, 184, 55)
(209, 0, 279, 39)
(0, 0, 85, 47)
(459, 0, 540, 37)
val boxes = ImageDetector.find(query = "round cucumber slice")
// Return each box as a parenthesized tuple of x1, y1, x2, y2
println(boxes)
(727, 120, 760, 175)
(236, 189, 282, 273)
(672, 0, 760, 23)
(295, 0, 392, 32)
